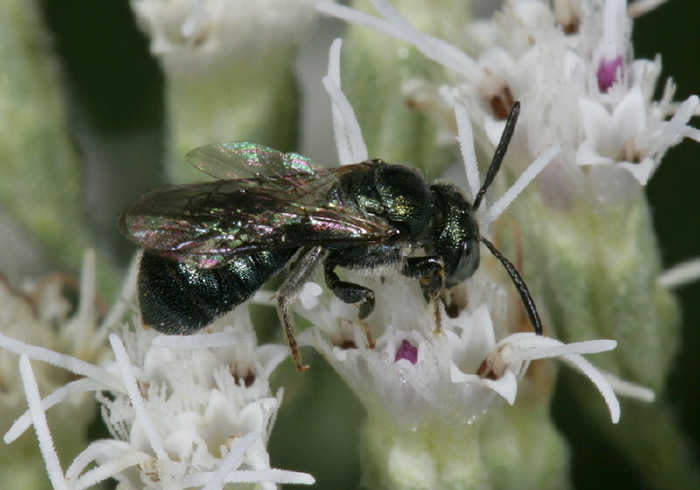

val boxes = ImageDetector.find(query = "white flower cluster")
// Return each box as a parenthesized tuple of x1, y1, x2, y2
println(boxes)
(297, 276, 622, 431)
(319, 0, 700, 191)
(1, 255, 313, 489)
(290, 34, 631, 436)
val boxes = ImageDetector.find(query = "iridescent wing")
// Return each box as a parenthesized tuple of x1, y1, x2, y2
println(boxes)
(119, 156, 397, 268)
(185, 142, 320, 180)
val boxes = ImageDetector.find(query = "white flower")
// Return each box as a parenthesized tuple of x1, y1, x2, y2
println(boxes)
(297, 273, 620, 429)
(1, 256, 313, 489)
(131, 0, 319, 74)
(294, 40, 620, 431)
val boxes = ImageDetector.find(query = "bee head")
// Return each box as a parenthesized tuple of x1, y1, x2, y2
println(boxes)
(429, 183, 481, 288)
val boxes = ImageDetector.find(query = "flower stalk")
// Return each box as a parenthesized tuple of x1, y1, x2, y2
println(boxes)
(0, 0, 90, 276)
(131, 0, 318, 182)
(360, 414, 487, 489)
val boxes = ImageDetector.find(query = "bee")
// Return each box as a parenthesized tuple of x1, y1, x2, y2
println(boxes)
(119, 102, 541, 371)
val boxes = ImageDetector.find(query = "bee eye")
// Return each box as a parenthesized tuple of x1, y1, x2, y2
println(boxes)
(446, 239, 480, 288)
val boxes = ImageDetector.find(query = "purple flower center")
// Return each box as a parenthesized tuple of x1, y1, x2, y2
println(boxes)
(597, 56, 624, 93)
(395, 339, 418, 364)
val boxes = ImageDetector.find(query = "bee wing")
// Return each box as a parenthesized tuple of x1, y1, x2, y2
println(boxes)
(119, 167, 398, 268)
(185, 142, 321, 181)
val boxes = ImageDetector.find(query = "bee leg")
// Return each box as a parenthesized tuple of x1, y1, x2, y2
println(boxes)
(358, 319, 376, 349)
(277, 246, 324, 372)
(323, 262, 376, 348)
(401, 257, 445, 333)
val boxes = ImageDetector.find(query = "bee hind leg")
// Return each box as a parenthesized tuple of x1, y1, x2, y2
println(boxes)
(277, 246, 324, 371)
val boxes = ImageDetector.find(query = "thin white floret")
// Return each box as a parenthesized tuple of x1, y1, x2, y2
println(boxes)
(323, 38, 368, 165)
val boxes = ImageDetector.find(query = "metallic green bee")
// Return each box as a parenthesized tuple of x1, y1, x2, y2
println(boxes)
(120, 102, 541, 371)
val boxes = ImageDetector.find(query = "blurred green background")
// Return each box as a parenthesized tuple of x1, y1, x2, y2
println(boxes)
(8, 1, 699, 488)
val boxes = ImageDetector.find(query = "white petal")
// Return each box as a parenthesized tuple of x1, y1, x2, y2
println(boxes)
(618, 158, 655, 185)
(482, 368, 519, 404)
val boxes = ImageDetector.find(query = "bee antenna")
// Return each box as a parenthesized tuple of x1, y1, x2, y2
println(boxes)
(473, 102, 520, 211)
(480, 236, 543, 336)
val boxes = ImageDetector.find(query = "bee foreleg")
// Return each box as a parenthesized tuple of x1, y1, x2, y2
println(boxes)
(401, 256, 445, 333)
(277, 246, 324, 371)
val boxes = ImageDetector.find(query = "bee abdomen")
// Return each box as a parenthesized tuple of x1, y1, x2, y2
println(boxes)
(137, 249, 295, 334)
